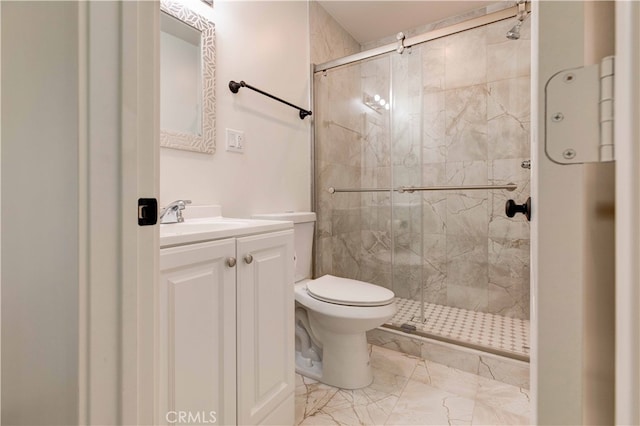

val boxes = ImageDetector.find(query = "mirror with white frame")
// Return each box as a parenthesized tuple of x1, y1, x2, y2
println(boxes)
(160, 0, 215, 154)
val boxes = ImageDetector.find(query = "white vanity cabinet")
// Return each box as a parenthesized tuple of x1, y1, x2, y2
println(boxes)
(159, 238, 237, 426)
(236, 231, 295, 425)
(159, 228, 294, 426)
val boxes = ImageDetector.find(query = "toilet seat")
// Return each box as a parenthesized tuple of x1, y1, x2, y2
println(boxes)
(306, 275, 394, 307)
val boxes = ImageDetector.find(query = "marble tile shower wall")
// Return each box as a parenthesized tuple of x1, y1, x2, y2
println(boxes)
(315, 63, 365, 280)
(311, 0, 363, 281)
(420, 18, 531, 319)
(314, 15, 531, 320)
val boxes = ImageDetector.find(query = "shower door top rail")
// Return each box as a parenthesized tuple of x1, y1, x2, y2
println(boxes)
(314, 3, 529, 73)
(328, 183, 518, 194)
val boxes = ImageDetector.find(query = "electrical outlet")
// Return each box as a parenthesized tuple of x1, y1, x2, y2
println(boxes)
(226, 128, 245, 153)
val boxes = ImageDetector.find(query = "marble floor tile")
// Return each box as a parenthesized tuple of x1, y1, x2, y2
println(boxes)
(295, 344, 530, 426)
(296, 375, 341, 425)
(369, 344, 421, 379)
(387, 379, 475, 425)
(471, 401, 530, 426)
(412, 359, 480, 400)
(297, 378, 400, 425)
(474, 376, 530, 418)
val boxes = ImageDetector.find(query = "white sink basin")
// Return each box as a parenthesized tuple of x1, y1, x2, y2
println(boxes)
(160, 217, 292, 247)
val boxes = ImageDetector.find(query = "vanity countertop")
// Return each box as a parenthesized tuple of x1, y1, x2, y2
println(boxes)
(160, 216, 292, 248)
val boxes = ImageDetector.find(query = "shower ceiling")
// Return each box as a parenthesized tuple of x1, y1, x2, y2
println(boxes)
(317, 0, 497, 43)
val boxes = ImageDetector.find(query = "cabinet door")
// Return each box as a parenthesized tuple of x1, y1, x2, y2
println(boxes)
(159, 239, 236, 426)
(237, 230, 295, 425)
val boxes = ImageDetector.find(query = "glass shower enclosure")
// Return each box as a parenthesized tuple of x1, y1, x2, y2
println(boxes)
(313, 17, 531, 360)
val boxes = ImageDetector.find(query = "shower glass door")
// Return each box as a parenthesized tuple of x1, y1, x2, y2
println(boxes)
(389, 48, 426, 322)
(314, 16, 531, 360)
(314, 55, 394, 288)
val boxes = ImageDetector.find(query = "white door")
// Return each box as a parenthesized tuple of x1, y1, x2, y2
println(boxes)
(236, 230, 295, 425)
(159, 239, 237, 426)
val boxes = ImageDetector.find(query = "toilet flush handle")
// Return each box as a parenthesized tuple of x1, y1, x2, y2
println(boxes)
(244, 254, 254, 264)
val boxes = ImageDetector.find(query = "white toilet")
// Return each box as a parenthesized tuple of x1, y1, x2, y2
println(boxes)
(252, 212, 397, 389)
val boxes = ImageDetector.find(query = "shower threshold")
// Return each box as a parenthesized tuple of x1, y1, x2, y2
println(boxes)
(386, 297, 530, 362)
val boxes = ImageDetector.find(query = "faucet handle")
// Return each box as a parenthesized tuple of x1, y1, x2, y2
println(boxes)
(178, 200, 192, 209)
(175, 200, 191, 222)
(160, 199, 192, 224)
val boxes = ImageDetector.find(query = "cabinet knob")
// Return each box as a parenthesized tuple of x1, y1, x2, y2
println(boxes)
(226, 257, 237, 267)
(244, 254, 253, 264)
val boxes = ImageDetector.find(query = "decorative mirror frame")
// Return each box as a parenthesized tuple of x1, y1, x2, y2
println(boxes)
(160, 0, 216, 154)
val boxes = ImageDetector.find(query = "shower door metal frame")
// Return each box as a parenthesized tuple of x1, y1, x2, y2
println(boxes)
(313, 3, 530, 74)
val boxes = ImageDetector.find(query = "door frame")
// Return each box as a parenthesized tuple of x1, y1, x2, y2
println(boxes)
(615, 1, 640, 423)
(78, 2, 159, 424)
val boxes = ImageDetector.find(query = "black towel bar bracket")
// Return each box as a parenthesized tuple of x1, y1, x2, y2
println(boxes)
(228, 80, 312, 120)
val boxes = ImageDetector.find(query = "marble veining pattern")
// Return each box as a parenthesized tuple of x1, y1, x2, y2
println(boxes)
(310, 36, 533, 426)
(296, 345, 530, 425)
(310, 1, 360, 65)
(312, 3, 531, 336)
(367, 327, 530, 389)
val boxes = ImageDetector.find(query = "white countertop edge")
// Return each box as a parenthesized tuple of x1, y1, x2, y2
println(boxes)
(160, 218, 293, 248)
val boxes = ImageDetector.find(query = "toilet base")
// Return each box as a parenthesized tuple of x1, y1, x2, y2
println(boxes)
(295, 351, 323, 382)
(294, 332, 374, 390)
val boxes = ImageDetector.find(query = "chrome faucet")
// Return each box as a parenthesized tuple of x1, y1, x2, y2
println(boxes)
(159, 200, 191, 224)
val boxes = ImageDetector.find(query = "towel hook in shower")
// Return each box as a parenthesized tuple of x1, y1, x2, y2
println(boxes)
(228, 80, 313, 120)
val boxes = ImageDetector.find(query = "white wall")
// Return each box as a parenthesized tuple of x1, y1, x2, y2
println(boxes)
(160, 0, 311, 218)
(1, 2, 79, 424)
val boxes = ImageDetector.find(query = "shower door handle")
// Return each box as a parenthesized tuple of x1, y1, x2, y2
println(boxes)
(505, 197, 532, 221)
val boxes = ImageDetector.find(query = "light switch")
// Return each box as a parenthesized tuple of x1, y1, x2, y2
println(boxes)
(226, 128, 245, 153)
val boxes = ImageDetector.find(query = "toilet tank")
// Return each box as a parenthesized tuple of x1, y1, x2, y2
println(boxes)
(251, 212, 316, 282)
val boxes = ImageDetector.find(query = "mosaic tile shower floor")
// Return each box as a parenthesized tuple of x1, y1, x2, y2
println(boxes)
(296, 345, 530, 425)
(389, 298, 530, 358)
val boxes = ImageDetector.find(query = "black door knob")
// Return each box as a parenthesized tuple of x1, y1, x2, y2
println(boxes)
(505, 197, 532, 221)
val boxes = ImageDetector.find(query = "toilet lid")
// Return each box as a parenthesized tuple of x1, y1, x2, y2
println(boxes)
(306, 275, 395, 307)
